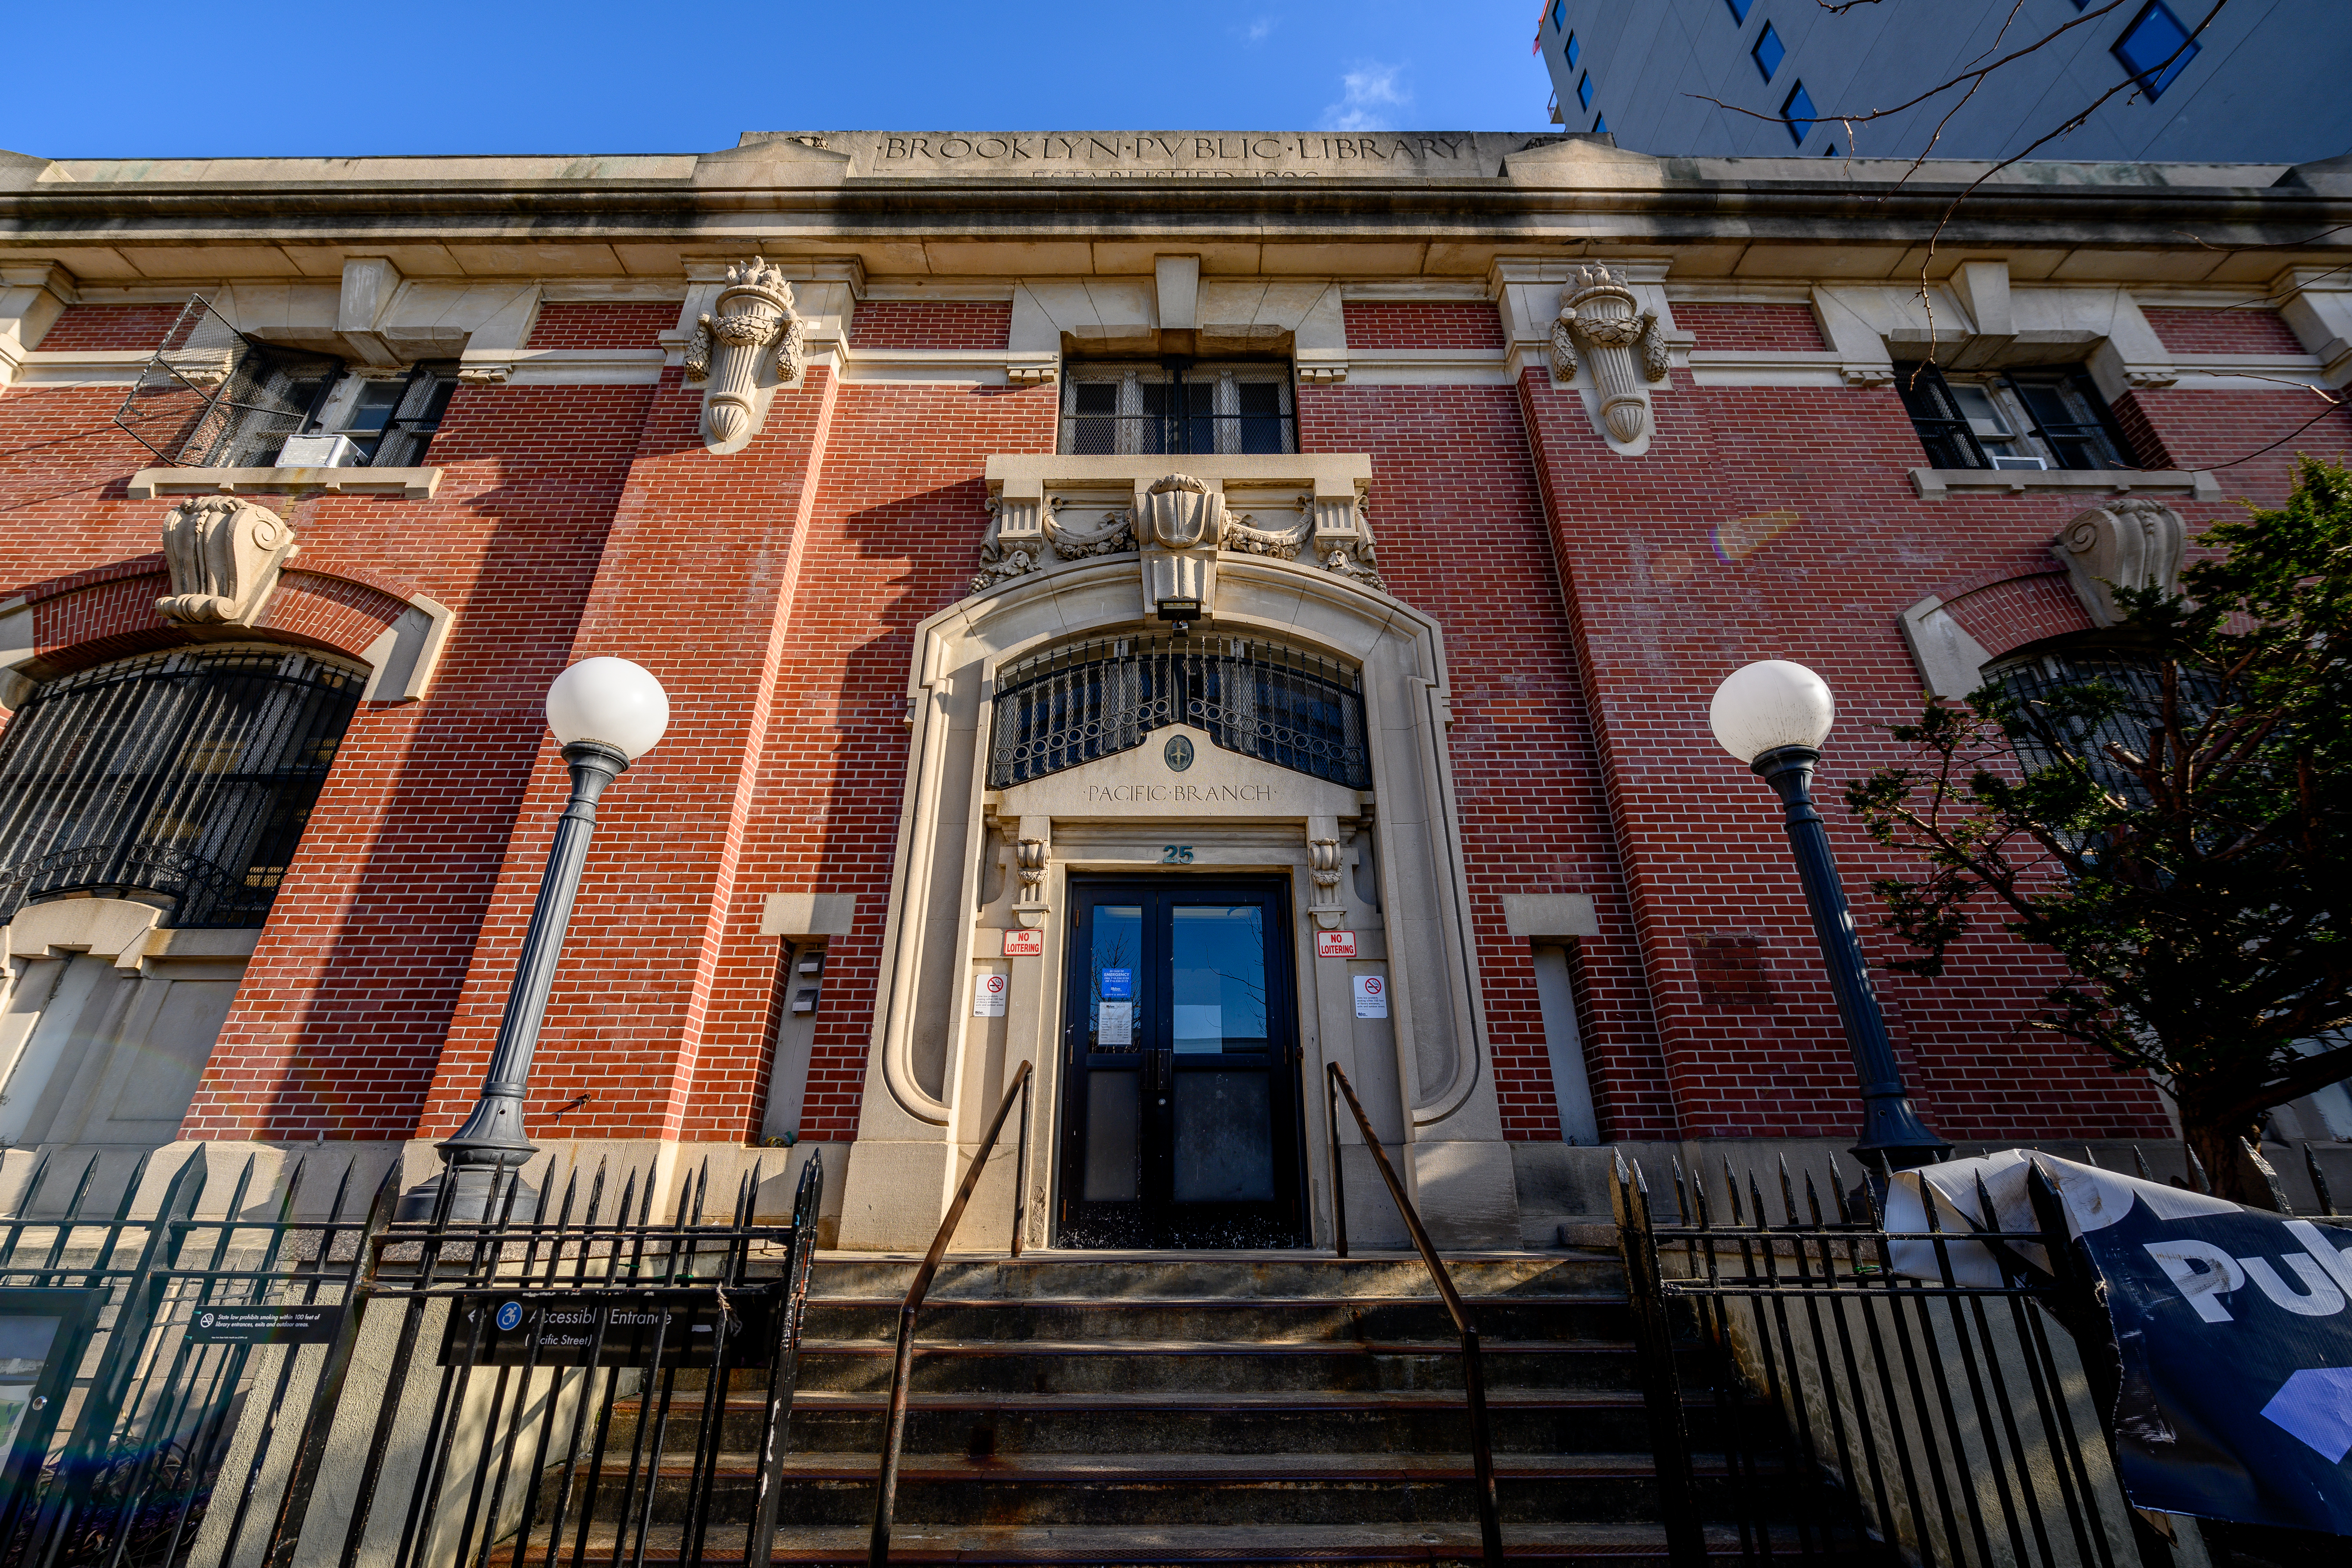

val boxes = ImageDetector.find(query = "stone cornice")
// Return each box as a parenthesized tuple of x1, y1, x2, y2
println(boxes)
(1, 154, 2346, 262)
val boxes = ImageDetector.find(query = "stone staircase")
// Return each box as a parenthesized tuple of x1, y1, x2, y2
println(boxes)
(528, 1247, 1876, 1564)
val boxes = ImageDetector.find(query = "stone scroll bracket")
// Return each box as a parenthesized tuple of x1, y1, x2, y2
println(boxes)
(2052, 496, 2188, 627)
(1011, 816, 1052, 929)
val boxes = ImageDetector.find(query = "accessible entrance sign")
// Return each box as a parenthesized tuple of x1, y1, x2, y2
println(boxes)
(438, 1291, 779, 1367)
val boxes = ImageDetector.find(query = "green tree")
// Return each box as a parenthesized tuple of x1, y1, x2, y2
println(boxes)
(1845, 457, 2352, 1208)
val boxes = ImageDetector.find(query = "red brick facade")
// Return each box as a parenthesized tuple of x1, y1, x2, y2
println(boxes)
(1672, 303, 1829, 353)
(1340, 302, 1508, 352)
(2141, 307, 2306, 357)
(3, 148, 2346, 1197)
(525, 302, 679, 350)
(845, 301, 1014, 350)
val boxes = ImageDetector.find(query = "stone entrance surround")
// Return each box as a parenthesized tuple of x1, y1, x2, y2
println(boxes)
(837, 454, 1517, 1251)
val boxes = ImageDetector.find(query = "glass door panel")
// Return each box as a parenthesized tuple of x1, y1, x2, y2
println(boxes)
(1058, 878, 1304, 1248)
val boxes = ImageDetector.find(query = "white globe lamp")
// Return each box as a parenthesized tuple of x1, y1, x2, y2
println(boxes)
(1709, 659, 1835, 766)
(545, 656, 670, 761)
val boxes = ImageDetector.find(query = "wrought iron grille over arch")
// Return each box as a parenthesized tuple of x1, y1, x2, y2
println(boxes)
(0, 646, 364, 929)
(989, 633, 1370, 789)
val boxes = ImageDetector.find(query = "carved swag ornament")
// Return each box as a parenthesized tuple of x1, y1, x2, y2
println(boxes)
(1549, 263, 1670, 445)
(971, 478, 1385, 603)
(683, 257, 807, 446)
(156, 497, 298, 633)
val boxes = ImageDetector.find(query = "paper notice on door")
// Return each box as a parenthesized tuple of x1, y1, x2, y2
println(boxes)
(1097, 1001, 1132, 1044)
(973, 972, 1008, 1016)
(1353, 974, 1388, 1019)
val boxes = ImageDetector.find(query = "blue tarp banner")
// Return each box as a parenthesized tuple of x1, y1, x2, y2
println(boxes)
(1889, 1151, 2352, 1535)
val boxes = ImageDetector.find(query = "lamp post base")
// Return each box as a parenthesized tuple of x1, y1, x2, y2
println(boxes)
(393, 1163, 541, 1224)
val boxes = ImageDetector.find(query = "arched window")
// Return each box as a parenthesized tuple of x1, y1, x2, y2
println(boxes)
(989, 632, 1369, 789)
(1986, 645, 2219, 804)
(0, 646, 364, 929)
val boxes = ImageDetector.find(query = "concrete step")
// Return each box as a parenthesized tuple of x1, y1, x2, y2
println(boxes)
(785, 1338, 1634, 1396)
(800, 1293, 1631, 1344)
(609, 1387, 1699, 1456)
(545, 1449, 1790, 1530)
(805, 1252, 1623, 1302)
(493, 1518, 1881, 1565)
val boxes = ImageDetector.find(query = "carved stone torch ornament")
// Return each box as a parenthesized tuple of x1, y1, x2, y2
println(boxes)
(156, 497, 298, 633)
(683, 256, 806, 447)
(1138, 473, 1225, 630)
(1549, 263, 1671, 446)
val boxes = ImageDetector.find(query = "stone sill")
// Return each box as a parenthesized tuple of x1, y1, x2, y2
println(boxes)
(128, 466, 442, 501)
(1908, 467, 2219, 502)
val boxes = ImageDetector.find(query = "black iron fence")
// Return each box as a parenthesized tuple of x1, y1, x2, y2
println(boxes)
(0, 1145, 822, 1568)
(1615, 1151, 2138, 1568)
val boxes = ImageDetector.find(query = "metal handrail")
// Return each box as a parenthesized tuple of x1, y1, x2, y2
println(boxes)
(1326, 1061, 1503, 1565)
(868, 1059, 1032, 1565)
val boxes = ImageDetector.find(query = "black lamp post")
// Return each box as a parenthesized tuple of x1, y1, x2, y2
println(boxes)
(397, 657, 671, 1222)
(1710, 660, 1947, 1172)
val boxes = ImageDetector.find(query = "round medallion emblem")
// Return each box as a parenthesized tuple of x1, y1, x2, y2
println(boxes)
(1164, 734, 1195, 771)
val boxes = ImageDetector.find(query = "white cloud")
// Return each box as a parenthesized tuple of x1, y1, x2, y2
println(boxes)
(1244, 15, 1275, 42)
(1319, 61, 1410, 133)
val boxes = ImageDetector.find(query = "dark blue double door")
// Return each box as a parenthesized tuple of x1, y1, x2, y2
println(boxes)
(1058, 877, 1308, 1248)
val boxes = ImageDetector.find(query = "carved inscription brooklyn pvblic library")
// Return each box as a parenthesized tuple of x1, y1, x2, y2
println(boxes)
(733, 131, 1570, 180)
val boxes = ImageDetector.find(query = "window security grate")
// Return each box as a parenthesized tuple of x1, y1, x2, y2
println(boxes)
(989, 634, 1369, 789)
(1990, 649, 2220, 807)
(0, 648, 363, 929)
(114, 295, 342, 469)
(1059, 362, 1296, 457)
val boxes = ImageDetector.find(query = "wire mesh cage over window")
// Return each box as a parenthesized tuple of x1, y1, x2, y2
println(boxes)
(1059, 361, 1296, 457)
(114, 296, 343, 470)
(0, 647, 364, 929)
(989, 633, 1368, 789)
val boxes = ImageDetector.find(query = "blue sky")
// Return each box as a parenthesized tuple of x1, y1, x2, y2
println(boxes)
(6, 2, 1556, 159)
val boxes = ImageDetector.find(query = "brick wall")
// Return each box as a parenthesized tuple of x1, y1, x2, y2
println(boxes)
(34, 305, 181, 353)
(2141, 307, 2307, 357)
(412, 369, 840, 1146)
(525, 302, 679, 350)
(1341, 302, 1507, 352)
(1298, 381, 1670, 1140)
(13, 291, 2343, 1156)
(2115, 387, 2352, 501)
(748, 381, 1059, 1141)
(846, 301, 1014, 351)
(188, 384, 659, 1139)
(1515, 367, 2176, 1142)
(1672, 303, 1829, 353)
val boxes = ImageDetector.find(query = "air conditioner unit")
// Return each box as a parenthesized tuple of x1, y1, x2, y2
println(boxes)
(277, 433, 359, 468)
(1989, 454, 2049, 471)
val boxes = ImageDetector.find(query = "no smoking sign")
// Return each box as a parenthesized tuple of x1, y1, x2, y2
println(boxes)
(1352, 973, 1387, 1019)
(973, 971, 1009, 1016)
